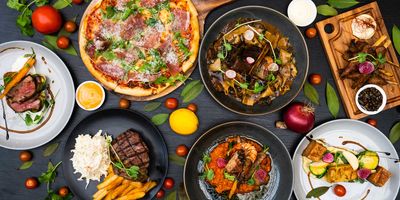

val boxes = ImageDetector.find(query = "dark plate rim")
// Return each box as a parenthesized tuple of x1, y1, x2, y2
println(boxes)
(61, 108, 169, 200)
(198, 5, 309, 116)
(183, 121, 294, 200)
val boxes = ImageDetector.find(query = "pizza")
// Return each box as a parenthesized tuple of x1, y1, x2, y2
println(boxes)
(79, 0, 200, 97)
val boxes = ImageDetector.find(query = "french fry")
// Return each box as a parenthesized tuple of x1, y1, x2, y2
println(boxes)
(111, 182, 130, 199)
(93, 189, 108, 200)
(145, 181, 157, 192)
(121, 182, 142, 196)
(104, 177, 124, 191)
(104, 192, 113, 200)
(141, 181, 153, 192)
(129, 182, 143, 188)
(373, 35, 387, 47)
(97, 175, 118, 189)
(117, 192, 146, 200)
(108, 165, 114, 175)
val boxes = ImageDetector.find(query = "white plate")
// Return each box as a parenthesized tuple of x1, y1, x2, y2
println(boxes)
(293, 119, 400, 200)
(0, 41, 75, 150)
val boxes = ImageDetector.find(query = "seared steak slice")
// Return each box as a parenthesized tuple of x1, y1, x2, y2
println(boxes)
(111, 129, 150, 181)
(7, 94, 42, 113)
(6, 75, 37, 103)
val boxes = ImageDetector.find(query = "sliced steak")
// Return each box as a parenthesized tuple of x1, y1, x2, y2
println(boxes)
(6, 75, 37, 103)
(111, 129, 150, 181)
(7, 94, 42, 113)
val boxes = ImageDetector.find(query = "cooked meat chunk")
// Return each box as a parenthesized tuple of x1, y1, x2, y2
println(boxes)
(367, 166, 391, 187)
(302, 140, 327, 162)
(7, 94, 42, 113)
(326, 164, 358, 183)
(6, 75, 37, 103)
(111, 129, 150, 181)
(225, 151, 244, 174)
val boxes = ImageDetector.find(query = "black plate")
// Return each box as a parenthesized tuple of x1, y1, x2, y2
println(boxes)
(199, 6, 309, 115)
(183, 121, 293, 200)
(62, 108, 168, 200)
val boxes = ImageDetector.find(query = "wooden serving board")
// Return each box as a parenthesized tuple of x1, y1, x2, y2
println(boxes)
(316, 2, 400, 119)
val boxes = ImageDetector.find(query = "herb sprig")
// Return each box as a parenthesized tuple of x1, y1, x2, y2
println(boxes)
(108, 139, 140, 179)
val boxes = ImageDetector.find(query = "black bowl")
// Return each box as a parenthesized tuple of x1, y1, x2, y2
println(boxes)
(183, 121, 293, 200)
(199, 6, 309, 115)
(62, 108, 168, 200)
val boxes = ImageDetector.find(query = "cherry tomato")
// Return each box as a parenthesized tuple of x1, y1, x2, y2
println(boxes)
(163, 177, 175, 190)
(72, 0, 84, 4)
(305, 27, 317, 38)
(56, 36, 70, 49)
(333, 184, 346, 197)
(25, 177, 39, 189)
(175, 144, 189, 157)
(32, 6, 62, 34)
(119, 98, 130, 109)
(367, 118, 377, 127)
(309, 73, 322, 85)
(156, 189, 165, 199)
(64, 20, 77, 33)
(58, 186, 69, 197)
(187, 103, 197, 113)
(165, 98, 178, 110)
(19, 151, 32, 162)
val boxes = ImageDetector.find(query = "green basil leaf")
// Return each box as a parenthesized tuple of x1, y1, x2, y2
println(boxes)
(7, 0, 26, 11)
(169, 154, 185, 166)
(52, 0, 72, 9)
(181, 80, 200, 97)
(182, 83, 204, 103)
(317, 5, 338, 16)
(326, 82, 340, 118)
(393, 25, 400, 56)
(43, 142, 59, 157)
(306, 186, 331, 198)
(144, 102, 161, 112)
(166, 191, 177, 200)
(304, 82, 319, 105)
(327, 0, 359, 9)
(18, 161, 33, 170)
(390, 122, 400, 144)
(43, 35, 78, 56)
(151, 113, 169, 125)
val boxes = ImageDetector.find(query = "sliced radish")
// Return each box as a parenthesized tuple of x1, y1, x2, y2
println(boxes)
(357, 168, 371, 179)
(246, 57, 255, 64)
(322, 153, 334, 163)
(267, 63, 279, 72)
(358, 61, 375, 74)
(225, 70, 237, 79)
(216, 158, 227, 168)
(244, 30, 255, 41)
(255, 169, 267, 182)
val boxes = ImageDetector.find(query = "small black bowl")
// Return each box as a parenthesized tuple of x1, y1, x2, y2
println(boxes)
(199, 6, 309, 115)
(62, 108, 168, 200)
(183, 121, 293, 200)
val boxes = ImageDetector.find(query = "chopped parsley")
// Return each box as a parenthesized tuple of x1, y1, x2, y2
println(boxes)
(140, 49, 167, 73)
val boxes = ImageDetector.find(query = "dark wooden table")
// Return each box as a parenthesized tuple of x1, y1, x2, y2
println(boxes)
(0, 0, 399, 199)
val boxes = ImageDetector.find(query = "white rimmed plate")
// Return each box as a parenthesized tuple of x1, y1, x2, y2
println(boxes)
(293, 119, 400, 200)
(0, 41, 75, 150)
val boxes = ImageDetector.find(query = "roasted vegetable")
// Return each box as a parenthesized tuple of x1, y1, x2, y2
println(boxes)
(358, 151, 379, 170)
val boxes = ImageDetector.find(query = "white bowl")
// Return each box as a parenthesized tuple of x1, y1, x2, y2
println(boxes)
(355, 84, 387, 115)
(75, 81, 105, 111)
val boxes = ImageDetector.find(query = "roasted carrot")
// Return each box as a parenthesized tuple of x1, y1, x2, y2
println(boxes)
(0, 55, 36, 99)
(228, 180, 237, 199)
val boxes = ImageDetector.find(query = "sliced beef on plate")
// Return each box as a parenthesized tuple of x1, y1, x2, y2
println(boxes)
(111, 129, 150, 181)
(140, 0, 165, 8)
(95, 61, 125, 80)
(172, 8, 190, 32)
(7, 95, 42, 113)
(6, 75, 37, 103)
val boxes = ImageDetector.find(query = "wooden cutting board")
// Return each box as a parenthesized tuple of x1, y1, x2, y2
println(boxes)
(315, 2, 400, 119)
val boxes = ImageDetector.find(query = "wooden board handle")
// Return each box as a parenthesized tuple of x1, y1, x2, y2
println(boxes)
(192, 0, 234, 35)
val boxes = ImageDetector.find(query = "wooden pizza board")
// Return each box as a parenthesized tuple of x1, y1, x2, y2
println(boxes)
(315, 1, 400, 119)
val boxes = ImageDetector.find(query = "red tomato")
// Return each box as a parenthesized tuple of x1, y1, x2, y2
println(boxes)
(163, 177, 175, 190)
(367, 118, 377, 127)
(187, 103, 197, 113)
(32, 6, 62, 34)
(63, 20, 77, 33)
(72, 0, 84, 4)
(56, 36, 70, 49)
(309, 73, 322, 85)
(175, 144, 189, 157)
(58, 186, 69, 197)
(333, 184, 346, 197)
(156, 189, 165, 198)
(25, 177, 39, 189)
(165, 98, 178, 110)
(19, 151, 32, 162)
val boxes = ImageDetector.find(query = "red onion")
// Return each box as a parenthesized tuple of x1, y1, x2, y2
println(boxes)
(255, 169, 267, 182)
(217, 158, 227, 168)
(357, 168, 371, 179)
(225, 70, 236, 79)
(267, 63, 279, 72)
(246, 57, 255, 64)
(322, 153, 334, 163)
(283, 102, 315, 134)
(244, 30, 254, 40)
(358, 61, 375, 74)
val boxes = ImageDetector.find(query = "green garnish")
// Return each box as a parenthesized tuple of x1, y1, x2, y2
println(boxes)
(224, 172, 235, 181)
(174, 32, 192, 60)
